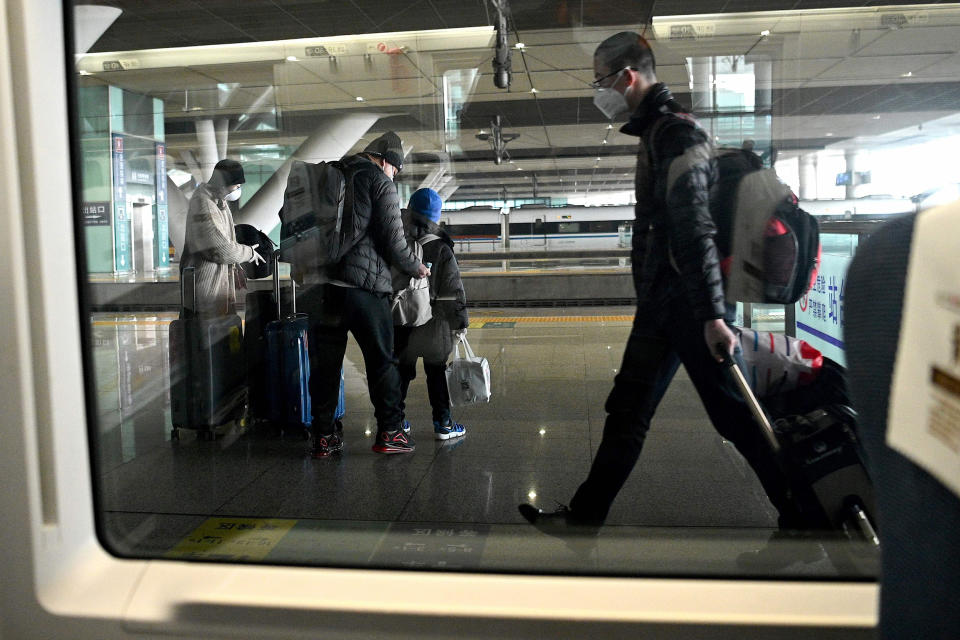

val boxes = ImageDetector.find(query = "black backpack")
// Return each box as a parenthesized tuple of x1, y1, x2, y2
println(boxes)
(279, 160, 359, 270)
(649, 116, 820, 305)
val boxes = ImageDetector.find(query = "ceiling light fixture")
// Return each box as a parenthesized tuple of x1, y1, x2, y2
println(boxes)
(902, 71, 913, 77)
(356, 96, 365, 101)
(286, 55, 298, 61)
(760, 30, 770, 36)
(529, 87, 538, 93)
(515, 42, 525, 49)
(825, 132, 834, 137)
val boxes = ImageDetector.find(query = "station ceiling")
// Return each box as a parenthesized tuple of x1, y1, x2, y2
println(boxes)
(81, 1, 960, 200)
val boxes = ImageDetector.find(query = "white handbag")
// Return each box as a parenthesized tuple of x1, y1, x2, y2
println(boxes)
(445, 334, 491, 406)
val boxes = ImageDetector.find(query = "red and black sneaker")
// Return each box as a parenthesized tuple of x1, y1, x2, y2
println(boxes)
(372, 428, 415, 454)
(311, 431, 343, 458)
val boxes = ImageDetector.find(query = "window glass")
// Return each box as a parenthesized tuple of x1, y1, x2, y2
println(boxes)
(71, 0, 960, 579)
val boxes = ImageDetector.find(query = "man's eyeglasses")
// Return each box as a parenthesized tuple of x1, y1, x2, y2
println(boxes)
(590, 67, 633, 90)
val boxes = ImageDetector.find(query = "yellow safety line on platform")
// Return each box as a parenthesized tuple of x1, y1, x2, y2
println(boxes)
(91, 319, 175, 326)
(166, 517, 297, 561)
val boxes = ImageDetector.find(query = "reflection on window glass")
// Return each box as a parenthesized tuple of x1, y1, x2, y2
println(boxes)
(72, 0, 960, 580)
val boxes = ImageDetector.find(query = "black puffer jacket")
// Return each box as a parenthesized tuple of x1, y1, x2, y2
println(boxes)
(328, 154, 420, 293)
(407, 213, 469, 330)
(621, 83, 725, 322)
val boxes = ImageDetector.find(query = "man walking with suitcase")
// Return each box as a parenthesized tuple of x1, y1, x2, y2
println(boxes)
(519, 33, 803, 533)
(296, 131, 429, 457)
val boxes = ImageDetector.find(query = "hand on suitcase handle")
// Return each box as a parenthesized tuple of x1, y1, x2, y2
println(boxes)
(249, 244, 266, 265)
(715, 343, 734, 367)
(704, 318, 736, 363)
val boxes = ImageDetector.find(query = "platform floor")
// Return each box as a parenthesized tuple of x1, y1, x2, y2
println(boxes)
(90, 307, 876, 577)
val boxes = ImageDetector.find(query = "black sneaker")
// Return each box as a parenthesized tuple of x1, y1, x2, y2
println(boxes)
(518, 503, 601, 537)
(372, 428, 415, 454)
(736, 529, 825, 571)
(311, 431, 343, 458)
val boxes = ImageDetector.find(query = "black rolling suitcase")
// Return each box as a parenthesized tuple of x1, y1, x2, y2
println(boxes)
(243, 289, 276, 422)
(722, 352, 878, 544)
(169, 267, 247, 440)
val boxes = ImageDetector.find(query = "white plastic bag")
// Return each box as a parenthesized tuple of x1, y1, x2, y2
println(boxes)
(390, 235, 433, 327)
(445, 334, 491, 406)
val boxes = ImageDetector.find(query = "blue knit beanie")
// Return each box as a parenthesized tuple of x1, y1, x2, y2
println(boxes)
(408, 188, 443, 223)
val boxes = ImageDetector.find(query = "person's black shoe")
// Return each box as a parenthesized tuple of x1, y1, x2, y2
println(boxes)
(518, 503, 600, 537)
(372, 428, 415, 454)
(311, 431, 343, 458)
(736, 529, 825, 571)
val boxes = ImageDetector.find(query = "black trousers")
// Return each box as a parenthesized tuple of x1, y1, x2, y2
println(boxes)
(297, 284, 403, 435)
(394, 326, 452, 424)
(569, 283, 801, 527)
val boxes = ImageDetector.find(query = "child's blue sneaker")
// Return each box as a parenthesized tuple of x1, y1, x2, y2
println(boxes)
(433, 418, 466, 440)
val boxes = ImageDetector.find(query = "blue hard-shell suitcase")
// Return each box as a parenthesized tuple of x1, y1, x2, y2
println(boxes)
(264, 253, 344, 438)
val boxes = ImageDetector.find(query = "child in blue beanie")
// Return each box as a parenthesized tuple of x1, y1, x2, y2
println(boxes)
(394, 188, 469, 440)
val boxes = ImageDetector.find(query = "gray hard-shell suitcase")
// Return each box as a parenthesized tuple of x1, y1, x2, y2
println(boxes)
(169, 267, 246, 440)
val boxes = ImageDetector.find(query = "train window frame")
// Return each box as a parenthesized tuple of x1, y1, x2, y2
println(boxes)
(0, 0, 883, 636)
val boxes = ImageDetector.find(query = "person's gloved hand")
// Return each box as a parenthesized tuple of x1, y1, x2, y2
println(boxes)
(455, 328, 467, 339)
(249, 244, 266, 265)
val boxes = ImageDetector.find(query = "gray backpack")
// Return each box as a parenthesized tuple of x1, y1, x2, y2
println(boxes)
(391, 233, 439, 327)
(278, 160, 359, 270)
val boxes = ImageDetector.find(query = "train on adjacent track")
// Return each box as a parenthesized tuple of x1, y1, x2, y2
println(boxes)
(440, 198, 917, 252)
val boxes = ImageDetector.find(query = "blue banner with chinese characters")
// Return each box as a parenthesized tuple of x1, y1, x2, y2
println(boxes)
(154, 142, 169, 269)
(795, 254, 850, 365)
(111, 133, 132, 273)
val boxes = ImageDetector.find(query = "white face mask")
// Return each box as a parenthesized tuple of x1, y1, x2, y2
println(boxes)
(593, 87, 629, 120)
(224, 187, 242, 202)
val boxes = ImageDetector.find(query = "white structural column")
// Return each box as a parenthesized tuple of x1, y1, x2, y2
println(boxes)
(73, 5, 121, 53)
(234, 112, 382, 234)
(214, 118, 229, 161)
(165, 176, 191, 258)
(690, 57, 714, 114)
(752, 57, 772, 114)
(195, 119, 219, 182)
(799, 153, 818, 201)
(844, 149, 866, 199)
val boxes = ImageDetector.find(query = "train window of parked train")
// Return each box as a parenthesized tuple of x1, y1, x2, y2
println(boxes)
(68, 0, 959, 583)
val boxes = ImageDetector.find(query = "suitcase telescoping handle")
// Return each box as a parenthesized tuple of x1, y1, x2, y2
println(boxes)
(716, 344, 782, 454)
(180, 266, 197, 318)
(271, 250, 296, 318)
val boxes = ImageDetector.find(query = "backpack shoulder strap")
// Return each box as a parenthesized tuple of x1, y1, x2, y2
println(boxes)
(646, 112, 701, 176)
(417, 233, 441, 246)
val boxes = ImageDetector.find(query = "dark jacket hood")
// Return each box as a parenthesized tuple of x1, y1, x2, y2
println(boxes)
(407, 210, 455, 249)
(620, 83, 683, 138)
